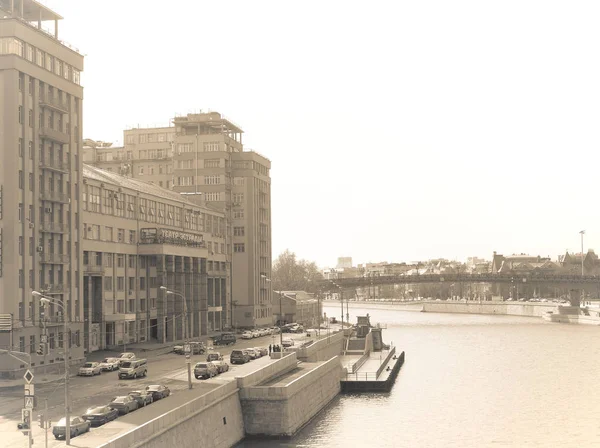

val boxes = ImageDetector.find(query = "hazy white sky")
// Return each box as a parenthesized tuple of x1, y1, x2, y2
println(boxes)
(45, 0, 600, 268)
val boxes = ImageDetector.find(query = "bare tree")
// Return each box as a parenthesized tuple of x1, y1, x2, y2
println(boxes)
(272, 250, 323, 293)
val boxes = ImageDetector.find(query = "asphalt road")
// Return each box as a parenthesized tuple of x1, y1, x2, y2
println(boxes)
(0, 330, 317, 448)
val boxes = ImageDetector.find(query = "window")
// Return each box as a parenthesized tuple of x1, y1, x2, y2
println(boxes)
(205, 175, 220, 185)
(18, 138, 23, 157)
(28, 141, 33, 159)
(105, 226, 113, 242)
(103, 190, 114, 215)
(234, 209, 244, 219)
(205, 159, 220, 168)
(89, 186, 100, 212)
(204, 142, 220, 152)
(115, 194, 125, 217)
(177, 143, 193, 153)
(95, 252, 102, 266)
(234, 226, 245, 236)
(18, 237, 23, 255)
(140, 277, 146, 291)
(19, 170, 23, 189)
(117, 229, 125, 242)
(233, 193, 244, 204)
(128, 255, 136, 268)
(105, 253, 113, 267)
(234, 177, 245, 186)
(104, 276, 113, 291)
(117, 277, 125, 291)
(126, 134, 136, 144)
(30, 335, 35, 354)
(149, 277, 158, 288)
(128, 277, 135, 291)
(205, 192, 221, 202)
(28, 109, 33, 127)
(117, 254, 125, 267)
(138, 166, 144, 175)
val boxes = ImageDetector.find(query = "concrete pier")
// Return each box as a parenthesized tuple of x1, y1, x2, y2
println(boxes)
(340, 347, 405, 393)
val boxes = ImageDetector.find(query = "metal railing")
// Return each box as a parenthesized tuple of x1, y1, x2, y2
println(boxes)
(84, 264, 104, 274)
(40, 253, 69, 264)
(40, 221, 69, 233)
(40, 127, 70, 144)
(39, 157, 69, 172)
(39, 94, 69, 113)
(40, 190, 69, 203)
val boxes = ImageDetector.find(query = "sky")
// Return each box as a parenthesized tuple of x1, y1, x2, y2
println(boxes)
(44, 0, 600, 268)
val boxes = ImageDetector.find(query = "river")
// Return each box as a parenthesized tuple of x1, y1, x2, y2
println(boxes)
(237, 303, 600, 448)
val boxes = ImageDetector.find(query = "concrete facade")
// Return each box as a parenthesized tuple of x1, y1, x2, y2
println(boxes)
(0, 0, 85, 372)
(81, 165, 227, 351)
(275, 290, 321, 328)
(82, 112, 272, 330)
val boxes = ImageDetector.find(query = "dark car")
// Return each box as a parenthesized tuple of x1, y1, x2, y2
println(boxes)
(108, 395, 138, 415)
(212, 332, 237, 346)
(52, 416, 91, 440)
(145, 384, 170, 400)
(230, 349, 250, 364)
(82, 406, 119, 427)
(128, 390, 153, 407)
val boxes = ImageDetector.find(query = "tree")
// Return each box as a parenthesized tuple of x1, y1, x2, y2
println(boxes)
(271, 250, 324, 293)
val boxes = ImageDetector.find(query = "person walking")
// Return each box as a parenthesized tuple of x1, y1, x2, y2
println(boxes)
(269, 344, 272, 355)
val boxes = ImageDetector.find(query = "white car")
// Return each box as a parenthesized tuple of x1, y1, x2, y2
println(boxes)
(281, 338, 294, 348)
(251, 330, 260, 338)
(98, 357, 120, 371)
(78, 362, 102, 376)
(118, 352, 136, 365)
(241, 331, 254, 340)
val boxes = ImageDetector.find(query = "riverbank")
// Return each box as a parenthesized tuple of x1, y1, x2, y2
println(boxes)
(323, 300, 558, 318)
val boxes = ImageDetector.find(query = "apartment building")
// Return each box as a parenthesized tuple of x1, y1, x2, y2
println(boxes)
(0, 0, 85, 376)
(84, 111, 272, 329)
(82, 164, 227, 351)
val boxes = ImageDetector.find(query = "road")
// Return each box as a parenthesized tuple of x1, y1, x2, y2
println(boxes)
(0, 329, 319, 448)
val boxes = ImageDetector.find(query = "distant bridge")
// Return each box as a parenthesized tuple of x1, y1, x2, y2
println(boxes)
(319, 273, 600, 291)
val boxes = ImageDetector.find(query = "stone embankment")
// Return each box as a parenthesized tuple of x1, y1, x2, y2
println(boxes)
(323, 300, 558, 317)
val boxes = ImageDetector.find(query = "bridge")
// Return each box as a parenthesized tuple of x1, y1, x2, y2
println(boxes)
(319, 273, 600, 291)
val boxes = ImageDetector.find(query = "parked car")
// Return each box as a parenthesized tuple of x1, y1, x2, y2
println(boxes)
(245, 348, 259, 360)
(82, 406, 119, 427)
(98, 357, 121, 371)
(251, 330, 261, 338)
(212, 333, 237, 346)
(118, 359, 147, 379)
(271, 327, 281, 334)
(52, 416, 91, 440)
(241, 331, 254, 340)
(78, 362, 102, 376)
(230, 349, 250, 364)
(282, 338, 294, 348)
(255, 347, 268, 357)
(194, 361, 218, 379)
(145, 384, 170, 400)
(212, 359, 230, 373)
(108, 395, 139, 415)
(128, 390, 153, 407)
(174, 341, 206, 355)
(118, 352, 136, 366)
(207, 352, 223, 362)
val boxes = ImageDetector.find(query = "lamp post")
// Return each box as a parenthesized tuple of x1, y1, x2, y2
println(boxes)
(580, 230, 585, 277)
(159, 286, 192, 390)
(32, 291, 70, 445)
(261, 275, 283, 349)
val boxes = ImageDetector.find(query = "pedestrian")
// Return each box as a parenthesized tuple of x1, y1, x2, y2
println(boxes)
(269, 344, 272, 354)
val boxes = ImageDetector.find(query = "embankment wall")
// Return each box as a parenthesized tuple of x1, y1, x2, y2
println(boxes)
(422, 301, 557, 317)
(240, 356, 343, 437)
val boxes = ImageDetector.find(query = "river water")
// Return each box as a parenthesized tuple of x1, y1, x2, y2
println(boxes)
(238, 303, 600, 448)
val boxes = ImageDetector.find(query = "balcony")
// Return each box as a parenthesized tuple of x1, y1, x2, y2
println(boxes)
(40, 253, 70, 264)
(40, 127, 70, 144)
(39, 94, 69, 114)
(40, 221, 69, 233)
(43, 284, 68, 294)
(84, 264, 105, 275)
(40, 191, 70, 203)
(39, 315, 65, 327)
(39, 157, 69, 173)
(104, 313, 137, 322)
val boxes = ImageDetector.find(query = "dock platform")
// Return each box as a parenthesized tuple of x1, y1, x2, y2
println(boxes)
(340, 347, 405, 393)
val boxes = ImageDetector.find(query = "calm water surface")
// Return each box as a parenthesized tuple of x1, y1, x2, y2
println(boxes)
(238, 304, 600, 448)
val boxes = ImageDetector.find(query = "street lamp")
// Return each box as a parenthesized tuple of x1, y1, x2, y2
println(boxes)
(32, 291, 70, 446)
(261, 275, 283, 349)
(580, 230, 585, 277)
(159, 286, 192, 390)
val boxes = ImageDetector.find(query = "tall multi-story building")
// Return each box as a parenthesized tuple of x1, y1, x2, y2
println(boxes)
(82, 165, 227, 351)
(83, 111, 273, 329)
(0, 0, 85, 375)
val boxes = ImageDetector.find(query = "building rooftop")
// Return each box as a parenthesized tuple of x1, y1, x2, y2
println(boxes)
(0, 0, 62, 21)
(83, 164, 212, 210)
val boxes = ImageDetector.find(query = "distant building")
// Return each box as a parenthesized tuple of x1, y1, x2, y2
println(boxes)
(274, 291, 321, 328)
(559, 250, 600, 275)
(336, 257, 352, 269)
(490, 252, 552, 274)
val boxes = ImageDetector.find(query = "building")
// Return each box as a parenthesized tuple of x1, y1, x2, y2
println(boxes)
(336, 257, 352, 269)
(274, 291, 321, 328)
(81, 165, 227, 351)
(0, 0, 85, 374)
(83, 111, 272, 329)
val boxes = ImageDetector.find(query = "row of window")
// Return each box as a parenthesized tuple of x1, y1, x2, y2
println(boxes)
(126, 132, 175, 144)
(0, 38, 81, 85)
(19, 332, 78, 354)
(137, 164, 173, 175)
(176, 141, 221, 154)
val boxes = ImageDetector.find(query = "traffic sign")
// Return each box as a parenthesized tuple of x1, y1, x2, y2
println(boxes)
(41, 335, 48, 343)
(24, 384, 34, 396)
(184, 344, 191, 354)
(23, 370, 34, 384)
(24, 396, 34, 409)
